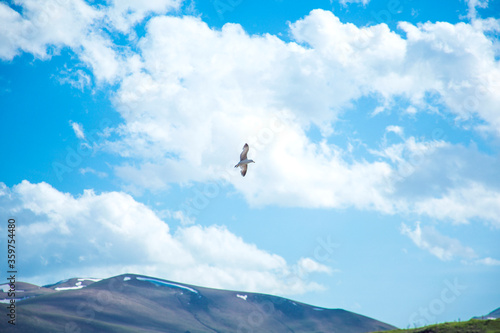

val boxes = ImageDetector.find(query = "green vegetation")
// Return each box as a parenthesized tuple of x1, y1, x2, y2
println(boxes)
(374, 319, 500, 333)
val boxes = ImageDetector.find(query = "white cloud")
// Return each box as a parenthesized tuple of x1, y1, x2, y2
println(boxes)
(92, 10, 500, 227)
(2, 4, 500, 226)
(337, 0, 371, 7)
(79, 32, 123, 83)
(70, 121, 85, 140)
(475, 257, 500, 266)
(466, 0, 489, 19)
(163, 209, 196, 225)
(400, 222, 477, 261)
(0, 0, 182, 60)
(104, 0, 182, 32)
(0, 181, 330, 295)
(105, 12, 400, 213)
(0, 3, 26, 60)
(367, 134, 500, 226)
(0, 0, 180, 83)
(371, 137, 448, 182)
(58, 67, 92, 91)
(0, 0, 102, 60)
(399, 19, 500, 131)
(401, 222, 500, 265)
(289, 10, 500, 134)
(414, 182, 500, 227)
(175, 225, 286, 272)
(386, 125, 404, 136)
(79, 167, 107, 178)
(297, 257, 332, 274)
(2, 4, 499, 132)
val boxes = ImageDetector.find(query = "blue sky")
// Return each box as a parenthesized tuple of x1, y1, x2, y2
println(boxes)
(1, 0, 500, 328)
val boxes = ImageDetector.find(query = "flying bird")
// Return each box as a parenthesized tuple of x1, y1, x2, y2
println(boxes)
(234, 143, 255, 177)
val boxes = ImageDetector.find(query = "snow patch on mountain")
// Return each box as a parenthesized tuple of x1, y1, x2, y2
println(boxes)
(136, 277, 198, 294)
(0, 284, 11, 292)
(55, 283, 85, 291)
(78, 278, 102, 282)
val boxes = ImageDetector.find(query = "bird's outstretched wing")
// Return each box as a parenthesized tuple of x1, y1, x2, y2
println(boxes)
(240, 143, 249, 161)
(240, 164, 248, 177)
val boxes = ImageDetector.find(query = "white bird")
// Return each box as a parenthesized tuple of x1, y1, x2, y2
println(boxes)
(234, 143, 255, 177)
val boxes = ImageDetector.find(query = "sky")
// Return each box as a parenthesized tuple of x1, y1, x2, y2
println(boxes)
(0, 0, 500, 329)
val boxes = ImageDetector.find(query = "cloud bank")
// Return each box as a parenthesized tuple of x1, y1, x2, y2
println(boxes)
(1, 1, 499, 274)
(1, 3, 499, 226)
(105, 10, 500, 227)
(0, 181, 330, 294)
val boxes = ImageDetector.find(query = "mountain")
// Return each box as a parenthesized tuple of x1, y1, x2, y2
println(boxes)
(472, 307, 500, 320)
(43, 277, 102, 291)
(488, 308, 500, 319)
(0, 281, 55, 301)
(0, 274, 397, 332)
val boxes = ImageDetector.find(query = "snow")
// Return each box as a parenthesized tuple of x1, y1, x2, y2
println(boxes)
(123, 277, 131, 281)
(0, 284, 24, 293)
(55, 281, 84, 291)
(78, 278, 101, 282)
(236, 294, 248, 301)
(0, 298, 25, 303)
(54, 278, 101, 291)
(0, 297, 31, 304)
(313, 308, 324, 311)
(136, 277, 198, 294)
(55, 285, 85, 291)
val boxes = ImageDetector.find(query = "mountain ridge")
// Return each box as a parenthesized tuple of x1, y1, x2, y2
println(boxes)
(0, 273, 397, 332)
(473, 307, 500, 320)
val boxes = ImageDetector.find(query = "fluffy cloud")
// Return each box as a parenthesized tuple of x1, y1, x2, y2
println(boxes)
(104, 0, 182, 32)
(371, 136, 500, 227)
(2, 3, 500, 225)
(292, 10, 500, 133)
(466, 0, 489, 19)
(0, 0, 102, 60)
(96, 9, 500, 226)
(398, 19, 500, 133)
(0, 181, 329, 295)
(0, 0, 180, 82)
(108, 13, 400, 211)
(414, 182, 500, 227)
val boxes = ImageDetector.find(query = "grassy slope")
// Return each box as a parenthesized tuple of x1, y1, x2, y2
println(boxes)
(374, 319, 500, 333)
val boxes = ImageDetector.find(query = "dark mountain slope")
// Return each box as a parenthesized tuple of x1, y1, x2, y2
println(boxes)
(0, 274, 397, 332)
(473, 307, 500, 320)
(0, 281, 56, 301)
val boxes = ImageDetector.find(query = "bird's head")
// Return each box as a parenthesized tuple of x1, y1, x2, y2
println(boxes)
(249, 160, 255, 163)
